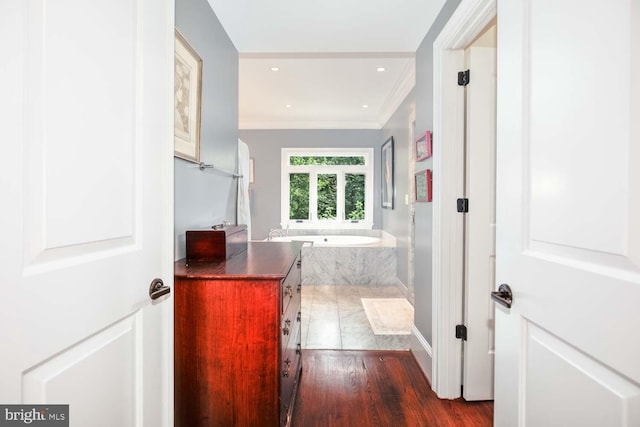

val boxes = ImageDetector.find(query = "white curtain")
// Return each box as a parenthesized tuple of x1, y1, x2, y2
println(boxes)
(237, 139, 251, 240)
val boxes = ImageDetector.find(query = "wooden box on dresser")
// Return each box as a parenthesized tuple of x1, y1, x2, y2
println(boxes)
(174, 241, 304, 427)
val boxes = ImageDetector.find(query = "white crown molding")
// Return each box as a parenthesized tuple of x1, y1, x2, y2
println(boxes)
(239, 52, 415, 59)
(377, 57, 416, 128)
(239, 120, 382, 130)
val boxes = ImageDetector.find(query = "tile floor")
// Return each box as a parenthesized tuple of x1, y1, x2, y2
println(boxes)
(301, 284, 412, 350)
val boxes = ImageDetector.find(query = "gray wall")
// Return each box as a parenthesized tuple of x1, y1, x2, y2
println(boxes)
(380, 89, 415, 290)
(238, 129, 383, 240)
(174, 0, 239, 260)
(172, 0, 461, 349)
(413, 0, 461, 344)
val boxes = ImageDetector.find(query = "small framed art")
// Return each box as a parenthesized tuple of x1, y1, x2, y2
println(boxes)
(381, 136, 395, 209)
(415, 169, 432, 202)
(174, 30, 203, 163)
(415, 131, 432, 161)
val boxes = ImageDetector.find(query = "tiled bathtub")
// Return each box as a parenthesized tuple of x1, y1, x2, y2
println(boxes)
(268, 231, 397, 285)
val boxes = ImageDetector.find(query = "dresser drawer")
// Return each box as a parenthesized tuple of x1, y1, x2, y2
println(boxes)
(281, 254, 301, 314)
(280, 289, 301, 356)
(280, 318, 301, 427)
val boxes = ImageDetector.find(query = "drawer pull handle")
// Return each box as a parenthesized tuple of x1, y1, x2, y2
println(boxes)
(296, 284, 301, 294)
(296, 311, 301, 322)
(283, 319, 291, 335)
(296, 343, 301, 354)
(282, 358, 292, 377)
(284, 285, 293, 298)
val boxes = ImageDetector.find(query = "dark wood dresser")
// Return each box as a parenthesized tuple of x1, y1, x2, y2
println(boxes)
(174, 241, 304, 427)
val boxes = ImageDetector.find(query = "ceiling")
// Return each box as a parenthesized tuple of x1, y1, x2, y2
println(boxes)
(207, 0, 446, 129)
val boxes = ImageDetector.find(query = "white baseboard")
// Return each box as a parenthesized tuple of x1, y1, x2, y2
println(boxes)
(394, 277, 410, 299)
(410, 325, 433, 385)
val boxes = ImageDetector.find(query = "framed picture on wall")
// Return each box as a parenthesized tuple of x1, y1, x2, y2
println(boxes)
(381, 136, 395, 209)
(415, 169, 432, 202)
(415, 131, 432, 161)
(174, 29, 203, 163)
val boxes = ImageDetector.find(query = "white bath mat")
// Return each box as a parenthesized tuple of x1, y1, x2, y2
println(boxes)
(361, 298, 414, 335)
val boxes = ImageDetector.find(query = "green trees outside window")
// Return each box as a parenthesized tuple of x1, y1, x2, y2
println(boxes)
(290, 156, 365, 166)
(345, 174, 365, 220)
(316, 174, 337, 220)
(282, 149, 373, 228)
(289, 173, 309, 220)
(288, 156, 366, 221)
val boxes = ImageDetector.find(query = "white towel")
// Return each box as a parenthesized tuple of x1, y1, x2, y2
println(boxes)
(237, 139, 251, 240)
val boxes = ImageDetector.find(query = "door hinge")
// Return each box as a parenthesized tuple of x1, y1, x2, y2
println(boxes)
(457, 198, 469, 213)
(457, 69, 470, 86)
(455, 324, 467, 341)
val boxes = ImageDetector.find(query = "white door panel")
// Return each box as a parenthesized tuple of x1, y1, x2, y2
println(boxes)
(25, 0, 137, 252)
(495, 0, 640, 425)
(523, 322, 640, 427)
(463, 46, 496, 401)
(0, 0, 173, 425)
(527, 0, 630, 255)
(23, 316, 138, 426)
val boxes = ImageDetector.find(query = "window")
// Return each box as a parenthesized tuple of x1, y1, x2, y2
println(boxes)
(281, 148, 374, 229)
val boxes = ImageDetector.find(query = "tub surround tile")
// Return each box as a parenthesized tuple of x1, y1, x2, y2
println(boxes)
(301, 247, 337, 285)
(334, 248, 397, 286)
(304, 246, 397, 285)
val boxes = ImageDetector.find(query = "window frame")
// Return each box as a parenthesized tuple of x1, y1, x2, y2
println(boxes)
(281, 147, 374, 229)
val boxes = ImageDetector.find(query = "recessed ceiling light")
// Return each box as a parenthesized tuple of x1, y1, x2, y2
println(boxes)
(362, 104, 369, 109)
(286, 104, 292, 108)
(271, 66, 280, 72)
(376, 67, 386, 72)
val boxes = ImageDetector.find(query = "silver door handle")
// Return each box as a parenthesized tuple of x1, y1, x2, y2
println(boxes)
(491, 284, 512, 309)
(149, 278, 170, 300)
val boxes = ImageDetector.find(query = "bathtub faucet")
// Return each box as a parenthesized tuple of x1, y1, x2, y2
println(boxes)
(268, 228, 286, 240)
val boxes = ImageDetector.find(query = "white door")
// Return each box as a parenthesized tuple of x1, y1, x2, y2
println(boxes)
(0, 1, 174, 426)
(463, 45, 497, 401)
(495, 1, 640, 426)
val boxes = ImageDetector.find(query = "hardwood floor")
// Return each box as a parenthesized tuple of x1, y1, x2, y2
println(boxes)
(292, 350, 493, 427)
